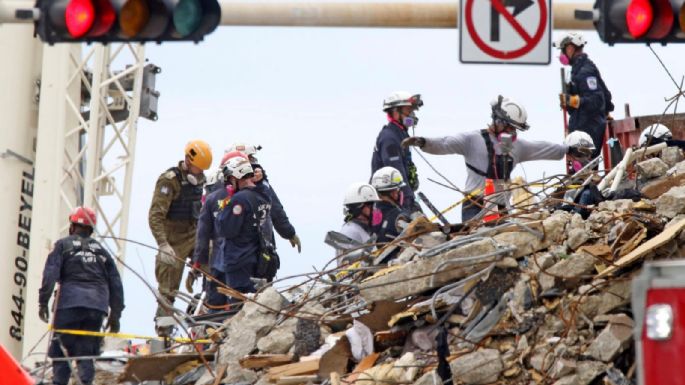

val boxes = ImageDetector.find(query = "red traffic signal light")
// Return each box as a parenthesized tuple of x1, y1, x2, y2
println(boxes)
(35, 0, 220, 44)
(595, 0, 685, 44)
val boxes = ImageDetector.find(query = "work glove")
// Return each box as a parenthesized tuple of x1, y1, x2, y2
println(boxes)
(289, 234, 302, 253)
(106, 311, 121, 333)
(567, 145, 593, 159)
(401, 136, 426, 149)
(158, 242, 176, 265)
(39, 305, 49, 323)
(559, 93, 580, 109)
(185, 266, 200, 293)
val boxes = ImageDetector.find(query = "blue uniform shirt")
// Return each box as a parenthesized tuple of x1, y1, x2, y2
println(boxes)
(258, 169, 296, 240)
(371, 121, 417, 211)
(39, 234, 124, 314)
(193, 187, 229, 272)
(216, 185, 272, 271)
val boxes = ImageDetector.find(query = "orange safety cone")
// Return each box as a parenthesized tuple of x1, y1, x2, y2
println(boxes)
(0, 343, 35, 385)
(483, 178, 500, 223)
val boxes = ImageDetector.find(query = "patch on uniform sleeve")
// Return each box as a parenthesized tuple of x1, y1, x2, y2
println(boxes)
(232, 204, 243, 216)
(160, 186, 170, 195)
(163, 170, 176, 179)
(586, 76, 598, 90)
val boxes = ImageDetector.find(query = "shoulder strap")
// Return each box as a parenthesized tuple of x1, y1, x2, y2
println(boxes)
(465, 129, 492, 177)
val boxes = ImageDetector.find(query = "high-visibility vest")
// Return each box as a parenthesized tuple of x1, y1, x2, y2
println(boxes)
(0, 343, 34, 385)
(483, 178, 500, 223)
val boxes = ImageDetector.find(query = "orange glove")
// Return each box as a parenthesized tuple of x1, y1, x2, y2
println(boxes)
(559, 94, 580, 109)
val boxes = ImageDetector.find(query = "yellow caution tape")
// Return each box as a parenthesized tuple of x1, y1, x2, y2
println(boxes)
(49, 326, 211, 344)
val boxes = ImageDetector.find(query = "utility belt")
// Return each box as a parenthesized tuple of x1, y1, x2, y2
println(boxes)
(466, 129, 514, 181)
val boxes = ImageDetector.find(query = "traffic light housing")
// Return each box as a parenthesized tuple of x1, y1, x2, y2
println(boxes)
(35, 0, 220, 44)
(595, 0, 685, 44)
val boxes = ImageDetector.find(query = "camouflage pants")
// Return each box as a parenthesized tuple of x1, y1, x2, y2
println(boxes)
(154, 236, 195, 319)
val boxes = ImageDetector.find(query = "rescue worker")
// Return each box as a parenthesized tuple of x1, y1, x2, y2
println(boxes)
(186, 151, 240, 312)
(371, 91, 424, 213)
(402, 96, 592, 222)
(337, 182, 380, 264)
(216, 153, 273, 295)
(638, 124, 685, 149)
(39, 207, 124, 385)
(555, 32, 614, 158)
(226, 143, 301, 253)
(370, 167, 411, 246)
(148, 140, 212, 334)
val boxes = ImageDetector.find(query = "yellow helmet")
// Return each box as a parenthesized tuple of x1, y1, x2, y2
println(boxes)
(184, 140, 213, 170)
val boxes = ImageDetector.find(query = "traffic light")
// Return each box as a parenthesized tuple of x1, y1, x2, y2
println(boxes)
(35, 0, 220, 44)
(594, 0, 685, 44)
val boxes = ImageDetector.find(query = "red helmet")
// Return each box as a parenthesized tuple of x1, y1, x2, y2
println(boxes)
(221, 150, 248, 166)
(69, 206, 96, 227)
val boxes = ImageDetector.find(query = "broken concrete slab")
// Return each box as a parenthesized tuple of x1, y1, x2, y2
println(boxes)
(584, 314, 634, 362)
(637, 157, 669, 179)
(539, 252, 595, 291)
(642, 173, 685, 199)
(257, 318, 297, 354)
(450, 349, 503, 385)
(578, 280, 632, 318)
(657, 185, 685, 218)
(661, 146, 684, 167)
(553, 361, 607, 385)
(548, 358, 577, 379)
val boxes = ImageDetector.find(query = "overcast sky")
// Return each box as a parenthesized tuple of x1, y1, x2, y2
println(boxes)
(118, 0, 685, 336)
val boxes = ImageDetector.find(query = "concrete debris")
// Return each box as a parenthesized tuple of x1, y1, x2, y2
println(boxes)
(636, 157, 669, 179)
(93, 147, 685, 385)
(450, 349, 503, 385)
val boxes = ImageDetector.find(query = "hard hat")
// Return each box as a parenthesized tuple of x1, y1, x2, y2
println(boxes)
(491, 95, 529, 131)
(185, 140, 213, 170)
(639, 124, 672, 146)
(383, 91, 423, 112)
(343, 182, 381, 206)
(225, 143, 262, 157)
(371, 167, 406, 192)
(222, 151, 253, 180)
(69, 206, 96, 227)
(206, 166, 224, 186)
(564, 131, 596, 150)
(553, 32, 586, 50)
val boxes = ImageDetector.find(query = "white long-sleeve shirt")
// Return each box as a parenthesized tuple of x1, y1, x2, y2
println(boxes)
(422, 130, 568, 194)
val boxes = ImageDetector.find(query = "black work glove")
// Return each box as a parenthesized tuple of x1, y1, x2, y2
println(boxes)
(39, 305, 49, 323)
(107, 311, 121, 333)
(401, 136, 426, 149)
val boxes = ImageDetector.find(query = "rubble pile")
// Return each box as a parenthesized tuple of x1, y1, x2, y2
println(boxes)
(122, 146, 685, 385)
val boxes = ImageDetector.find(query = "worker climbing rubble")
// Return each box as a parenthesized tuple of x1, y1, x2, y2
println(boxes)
(556, 32, 614, 158)
(371, 91, 424, 214)
(402, 95, 594, 222)
(38, 207, 124, 385)
(216, 152, 274, 298)
(148, 139, 212, 335)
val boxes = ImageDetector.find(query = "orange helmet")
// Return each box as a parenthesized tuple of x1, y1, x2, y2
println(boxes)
(69, 206, 96, 227)
(184, 140, 213, 170)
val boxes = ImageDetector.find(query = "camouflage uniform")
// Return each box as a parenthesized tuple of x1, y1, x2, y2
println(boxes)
(148, 161, 205, 320)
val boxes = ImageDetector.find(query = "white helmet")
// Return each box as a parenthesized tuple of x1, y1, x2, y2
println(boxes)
(491, 95, 529, 131)
(206, 166, 224, 186)
(639, 124, 672, 146)
(371, 167, 406, 192)
(553, 32, 586, 50)
(343, 182, 381, 205)
(225, 143, 261, 161)
(564, 131, 596, 150)
(222, 152, 254, 180)
(382, 91, 423, 112)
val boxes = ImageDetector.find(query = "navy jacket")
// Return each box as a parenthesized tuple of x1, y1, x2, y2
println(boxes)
(568, 54, 614, 138)
(39, 234, 124, 315)
(193, 187, 228, 272)
(216, 185, 272, 271)
(258, 169, 296, 240)
(371, 121, 417, 210)
(371, 200, 410, 245)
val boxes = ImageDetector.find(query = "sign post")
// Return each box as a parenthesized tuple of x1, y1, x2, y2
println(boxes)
(459, 0, 552, 64)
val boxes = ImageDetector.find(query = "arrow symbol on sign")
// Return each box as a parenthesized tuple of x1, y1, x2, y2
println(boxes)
(490, 0, 534, 42)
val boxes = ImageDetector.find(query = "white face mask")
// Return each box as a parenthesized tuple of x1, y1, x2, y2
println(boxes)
(186, 174, 199, 186)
